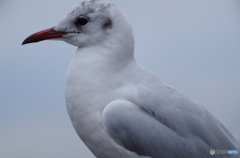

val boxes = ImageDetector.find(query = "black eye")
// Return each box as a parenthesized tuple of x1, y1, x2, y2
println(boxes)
(75, 18, 89, 26)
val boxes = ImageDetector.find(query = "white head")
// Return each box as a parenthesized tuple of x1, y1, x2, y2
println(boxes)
(22, 0, 134, 50)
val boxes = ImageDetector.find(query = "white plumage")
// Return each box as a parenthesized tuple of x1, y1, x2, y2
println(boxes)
(23, 1, 240, 158)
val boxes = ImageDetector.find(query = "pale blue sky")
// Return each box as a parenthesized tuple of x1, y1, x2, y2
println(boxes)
(1, 0, 240, 158)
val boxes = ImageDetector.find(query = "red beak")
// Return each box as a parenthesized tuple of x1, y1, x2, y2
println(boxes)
(22, 27, 67, 45)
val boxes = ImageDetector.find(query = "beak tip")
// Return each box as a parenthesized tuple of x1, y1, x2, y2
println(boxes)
(22, 35, 37, 45)
(22, 39, 31, 45)
(22, 40, 27, 45)
(22, 38, 34, 45)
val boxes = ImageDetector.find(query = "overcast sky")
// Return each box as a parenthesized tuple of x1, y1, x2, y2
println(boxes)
(0, 0, 240, 158)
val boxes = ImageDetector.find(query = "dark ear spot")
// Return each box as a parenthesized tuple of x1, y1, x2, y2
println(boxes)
(102, 18, 112, 30)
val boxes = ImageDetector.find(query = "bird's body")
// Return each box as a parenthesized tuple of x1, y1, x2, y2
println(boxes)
(23, 0, 240, 158)
(65, 37, 240, 158)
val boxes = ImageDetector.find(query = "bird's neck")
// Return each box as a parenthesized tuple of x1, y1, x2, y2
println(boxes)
(65, 38, 135, 101)
(69, 30, 135, 75)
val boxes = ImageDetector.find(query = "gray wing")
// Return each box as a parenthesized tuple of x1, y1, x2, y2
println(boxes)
(102, 99, 240, 158)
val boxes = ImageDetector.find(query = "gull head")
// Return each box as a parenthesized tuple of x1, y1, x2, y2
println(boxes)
(22, 0, 133, 48)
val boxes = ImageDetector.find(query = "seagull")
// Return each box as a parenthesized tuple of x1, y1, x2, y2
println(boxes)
(22, 0, 240, 158)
